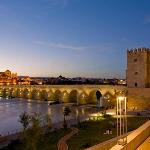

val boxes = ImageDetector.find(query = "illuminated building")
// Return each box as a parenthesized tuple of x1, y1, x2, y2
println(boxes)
(18, 76, 31, 85)
(0, 70, 18, 85)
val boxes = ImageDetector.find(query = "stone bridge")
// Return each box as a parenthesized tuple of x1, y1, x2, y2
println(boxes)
(0, 85, 126, 105)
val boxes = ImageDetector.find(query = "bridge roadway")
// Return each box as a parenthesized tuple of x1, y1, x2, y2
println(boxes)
(0, 85, 126, 104)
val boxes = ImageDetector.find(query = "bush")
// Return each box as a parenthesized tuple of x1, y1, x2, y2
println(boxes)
(137, 112, 141, 116)
(81, 142, 91, 148)
(103, 114, 111, 118)
(78, 122, 88, 130)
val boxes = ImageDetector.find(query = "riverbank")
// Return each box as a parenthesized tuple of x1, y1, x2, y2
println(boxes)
(1, 116, 148, 150)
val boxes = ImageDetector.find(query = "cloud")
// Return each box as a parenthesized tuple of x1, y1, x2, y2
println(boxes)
(34, 40, 119, 53)
(34, 41, 86, 51)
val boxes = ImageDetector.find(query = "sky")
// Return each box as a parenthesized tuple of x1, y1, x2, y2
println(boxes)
(0, 0, 150, 78)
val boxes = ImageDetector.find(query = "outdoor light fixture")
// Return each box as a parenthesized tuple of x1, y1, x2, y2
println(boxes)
(77, 92, 79, 106)
(76, 108, 79, 122)
(116, 94, 127, 146)
(82, 94, 85, 98)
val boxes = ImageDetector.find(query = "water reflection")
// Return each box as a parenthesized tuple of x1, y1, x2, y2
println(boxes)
(82, 107, 85, 115)
(27, 101, 32, 112)
(0, 98, 92, 135)
(48, 107, 51, 115)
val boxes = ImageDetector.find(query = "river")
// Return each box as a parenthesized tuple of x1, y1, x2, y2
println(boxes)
(0, 98, 92, 135)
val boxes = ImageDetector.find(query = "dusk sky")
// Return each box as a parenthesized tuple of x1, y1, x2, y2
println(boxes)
(1, 0, 150, 78)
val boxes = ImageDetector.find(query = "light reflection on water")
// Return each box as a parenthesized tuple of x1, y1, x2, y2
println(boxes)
(0, 98, 90, 135)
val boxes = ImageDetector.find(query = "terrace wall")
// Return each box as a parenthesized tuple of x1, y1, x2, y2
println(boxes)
(127, 88, 150, 109)
(110, 120, 150, 150)
(85, 120, 150, 150)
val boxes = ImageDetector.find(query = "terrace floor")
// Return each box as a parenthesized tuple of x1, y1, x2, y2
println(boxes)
(136, 136, 150, 150)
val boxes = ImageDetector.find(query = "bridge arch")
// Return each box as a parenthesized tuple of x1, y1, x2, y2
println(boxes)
(40, 90, 49, 101)
(62, 90, 69, 103)
(53, 90, 62, 102)
(46, 90, 53, 101)
(16, 88, 24, 98)
(88, 90, 99, 104)
(11, 89, 17, 97)
(1, 88, 12, 97)
(79, 91, 88, 104)
(68, 90, 78, 103)
(103, 91, 116, 108)
(31, 89, 42, 100)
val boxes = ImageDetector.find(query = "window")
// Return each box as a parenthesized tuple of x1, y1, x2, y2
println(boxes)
(134, 58, 137, 62)
(135, 83, 137, 87)
(135, 72, 138, 75)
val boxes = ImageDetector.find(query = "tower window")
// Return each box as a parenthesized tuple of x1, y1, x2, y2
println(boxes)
(135, 83, 138, 87)
(134, 58, 137, 62)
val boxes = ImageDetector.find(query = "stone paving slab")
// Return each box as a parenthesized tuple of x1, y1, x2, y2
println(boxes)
(136, 136, 150, 150)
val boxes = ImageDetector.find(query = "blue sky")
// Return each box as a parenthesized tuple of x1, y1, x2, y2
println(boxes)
(0, 0, 150, 78)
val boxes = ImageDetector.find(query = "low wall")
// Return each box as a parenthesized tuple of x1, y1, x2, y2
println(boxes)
(110, 120, 150, 150)
(85, 120, 150, 150)
(85, 133, 130, 150)
(127, 88, 150, 109)
(84, 137, 117, 150)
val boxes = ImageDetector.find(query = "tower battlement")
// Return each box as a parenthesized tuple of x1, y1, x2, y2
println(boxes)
(127, 48, 150, 55)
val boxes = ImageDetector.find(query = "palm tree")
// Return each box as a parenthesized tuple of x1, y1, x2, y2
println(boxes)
(19, 112, 30, 131)
(21, 113, 43, 150)
(96, 91, 102, 110)
(43, 114, 52, 132)
(63, 107, 71, 129)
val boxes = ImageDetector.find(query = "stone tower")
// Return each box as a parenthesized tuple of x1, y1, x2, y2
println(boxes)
(127, 48, 150, 88)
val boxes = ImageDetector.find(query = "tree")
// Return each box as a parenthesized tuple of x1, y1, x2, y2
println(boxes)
(19, 113, 43, 150)
(63, 107, 71, 129)
(43, 113, 52, 133)
(19, 112, 30, 131)
(96, 91, 102, 109)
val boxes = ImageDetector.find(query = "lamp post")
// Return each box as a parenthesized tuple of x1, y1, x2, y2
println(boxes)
(63, 93, 66, 103)
(77, 92, 79, 106)
(116, 95, 127, 146)
(76, 107, 79, 124)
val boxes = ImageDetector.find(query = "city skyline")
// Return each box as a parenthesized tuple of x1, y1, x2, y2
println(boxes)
(1, 0, 150, 78)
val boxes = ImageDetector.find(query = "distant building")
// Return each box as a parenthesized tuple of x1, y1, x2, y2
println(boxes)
(127, 48, 150, 88)
(118, 79, 126, 85)
(31, 78, 43, 85)
(0, 70, 18, 85)
(18, 76, 31, 85)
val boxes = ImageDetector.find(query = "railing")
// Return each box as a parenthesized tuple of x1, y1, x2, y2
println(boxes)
(110, 120, 150, 150)
(85, 120, 150, 150)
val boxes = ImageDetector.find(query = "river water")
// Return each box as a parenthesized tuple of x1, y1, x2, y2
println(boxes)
(0, 98, 92, 135)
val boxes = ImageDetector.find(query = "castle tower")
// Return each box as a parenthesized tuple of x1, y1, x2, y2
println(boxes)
(127, 48, 150, 88)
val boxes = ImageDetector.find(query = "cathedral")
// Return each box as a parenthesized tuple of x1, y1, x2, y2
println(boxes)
(0, 70, 18, 85)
